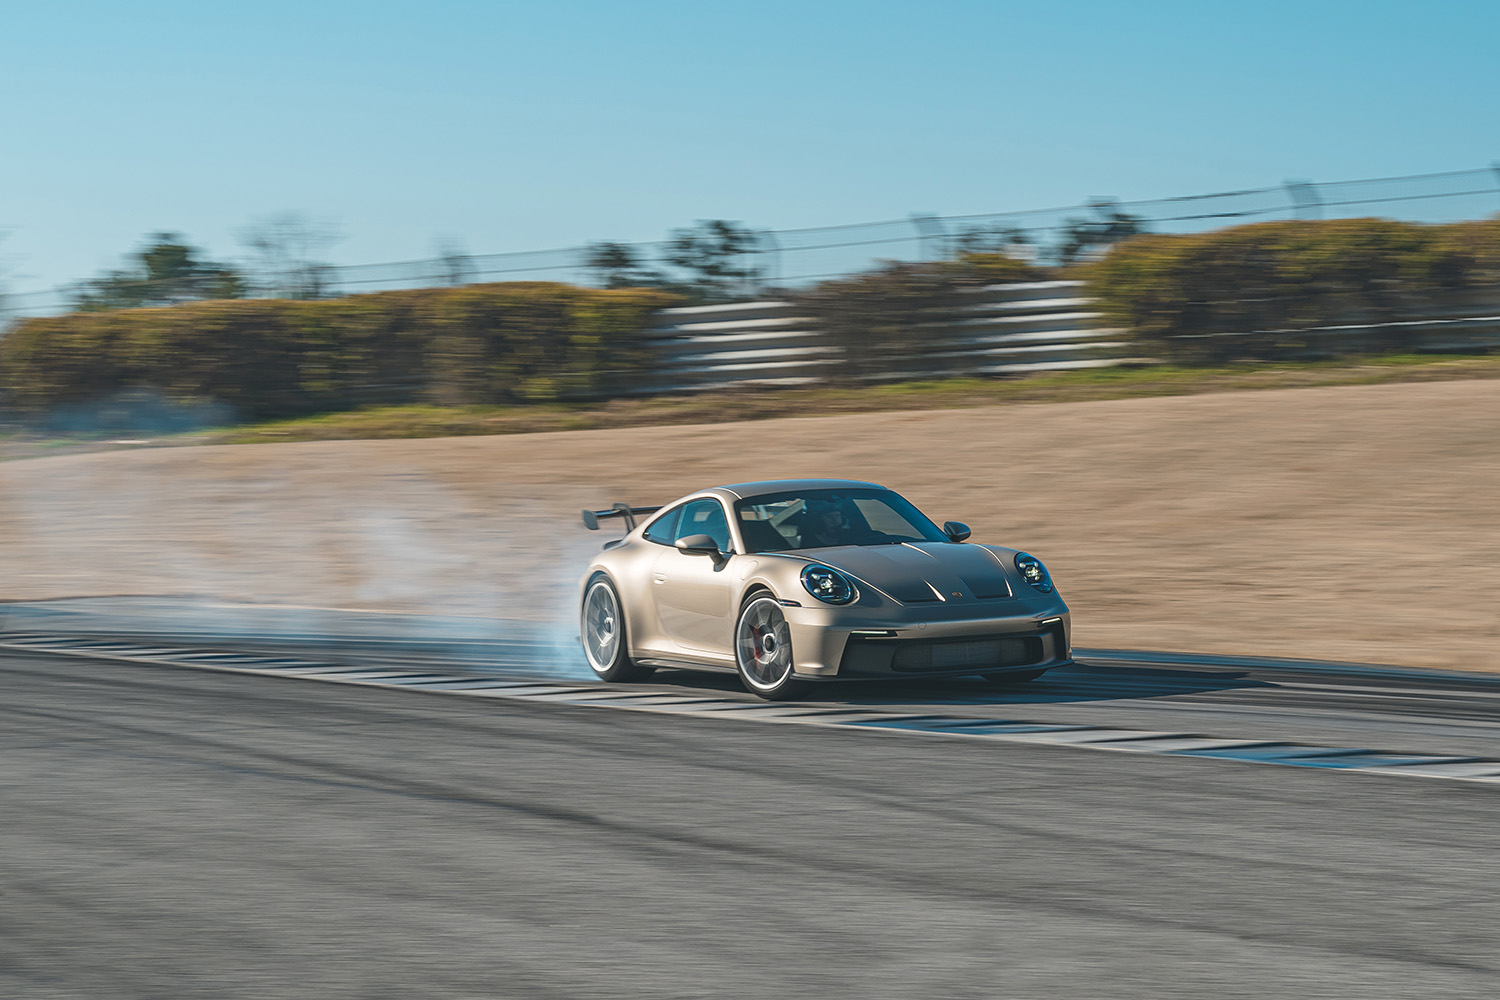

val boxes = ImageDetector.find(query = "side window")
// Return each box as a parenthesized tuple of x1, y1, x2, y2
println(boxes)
(676, 499, 733, 553)
(642, 505, 683, 546)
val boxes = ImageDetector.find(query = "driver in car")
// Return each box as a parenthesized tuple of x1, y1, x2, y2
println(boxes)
(800, 499, 852, 548)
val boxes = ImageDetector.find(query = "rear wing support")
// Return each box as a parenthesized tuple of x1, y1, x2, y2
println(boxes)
(581, 503, 662, 532)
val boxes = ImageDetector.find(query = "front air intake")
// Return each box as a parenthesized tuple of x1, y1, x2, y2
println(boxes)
(840, 635, 1044, 675)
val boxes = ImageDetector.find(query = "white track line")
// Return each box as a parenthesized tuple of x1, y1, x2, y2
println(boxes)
(5, 635, 1500, 787)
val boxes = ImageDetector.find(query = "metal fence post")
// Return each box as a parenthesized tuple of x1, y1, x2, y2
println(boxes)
(757, 230, 782, 294)
(1284, 180, 1323, 220)
(910, 213, 946, 261)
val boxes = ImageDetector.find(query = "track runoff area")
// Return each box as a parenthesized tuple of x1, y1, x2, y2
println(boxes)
(7, 621, 1500, 786)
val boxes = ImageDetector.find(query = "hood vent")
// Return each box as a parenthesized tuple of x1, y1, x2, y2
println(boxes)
(960, 572, 1012, 600)
(813, 543, 1014, 604)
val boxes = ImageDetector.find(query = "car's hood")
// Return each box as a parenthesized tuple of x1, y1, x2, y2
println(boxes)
(799, 542, 1016, 605)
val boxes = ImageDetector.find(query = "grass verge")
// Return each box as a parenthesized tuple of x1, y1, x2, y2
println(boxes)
(209, 353, 1500, 444)
(4, 353, 1497, 457)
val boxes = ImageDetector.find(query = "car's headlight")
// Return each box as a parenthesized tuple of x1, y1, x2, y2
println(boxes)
(801, 564, 857, 605)
(1014, 553, 1054, 593)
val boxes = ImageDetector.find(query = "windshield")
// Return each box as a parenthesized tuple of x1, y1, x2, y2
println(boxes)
(733, 488, 948, 552)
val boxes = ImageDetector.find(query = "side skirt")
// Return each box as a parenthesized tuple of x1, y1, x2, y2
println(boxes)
(635, 655, 739, 675)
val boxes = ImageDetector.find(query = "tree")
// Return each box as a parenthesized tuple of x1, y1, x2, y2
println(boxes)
(584, 241, 659, 289)
(950, 224, 1035, 259)
(661, 220, 766, 302)
(238, 213, 341, 299)
(1055, 199, 1148, 264)
(70, 233, 243, 311)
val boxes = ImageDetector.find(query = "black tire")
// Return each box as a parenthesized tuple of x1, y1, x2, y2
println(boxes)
(981, 668, 1047, 687)
(581, 575, 653, 682)
(734, 594, 810, 700)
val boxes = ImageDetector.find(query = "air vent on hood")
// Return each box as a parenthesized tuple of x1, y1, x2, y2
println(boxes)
(934, 544, 1013, 599)
(884, 580, 942, 603)
(961, 573, 1012, 600)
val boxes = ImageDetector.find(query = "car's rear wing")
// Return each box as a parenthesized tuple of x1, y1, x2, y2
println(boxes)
(580, 503, 662, 531)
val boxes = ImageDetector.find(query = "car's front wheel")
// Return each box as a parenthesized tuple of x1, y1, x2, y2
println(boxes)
(581, 575, 652, 682)
(735, 594, 809, 700)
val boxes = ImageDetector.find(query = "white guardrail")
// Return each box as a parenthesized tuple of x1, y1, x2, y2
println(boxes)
(642, 280, 1143, 392)
(640, 281, 1500, 392)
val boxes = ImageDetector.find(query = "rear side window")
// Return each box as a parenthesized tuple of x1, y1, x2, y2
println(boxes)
(677, 499, 733, 553)
(643, 505, 683, 545)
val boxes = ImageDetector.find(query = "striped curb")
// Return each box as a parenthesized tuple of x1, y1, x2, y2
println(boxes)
(5, 632, 1500, 785)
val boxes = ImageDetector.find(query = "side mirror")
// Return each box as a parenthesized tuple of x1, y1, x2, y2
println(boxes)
(675, 533, 722, 557)
(942, 521, 971, 542)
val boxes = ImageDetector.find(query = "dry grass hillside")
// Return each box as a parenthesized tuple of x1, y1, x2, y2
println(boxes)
(2, 379, 1496, 671)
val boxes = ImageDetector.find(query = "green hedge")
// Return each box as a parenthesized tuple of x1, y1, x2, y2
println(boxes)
(1084, 216, 1500, 362)
(790, 253, 1047, 383)
(0, 282, 676, 422)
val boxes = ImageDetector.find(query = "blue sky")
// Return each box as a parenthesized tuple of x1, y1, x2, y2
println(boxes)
(3, 0, 1497, 293)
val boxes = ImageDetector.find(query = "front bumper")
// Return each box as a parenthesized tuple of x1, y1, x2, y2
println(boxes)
(782, 602, 1072, 679)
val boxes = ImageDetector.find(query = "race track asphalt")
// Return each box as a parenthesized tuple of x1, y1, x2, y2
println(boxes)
(6, 648, 1500, 999)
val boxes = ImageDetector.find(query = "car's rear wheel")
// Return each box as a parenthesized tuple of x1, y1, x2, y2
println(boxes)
(735, 595, 808, 700)
(982, 668, 1047, 686)
(581, 576, 652, 682)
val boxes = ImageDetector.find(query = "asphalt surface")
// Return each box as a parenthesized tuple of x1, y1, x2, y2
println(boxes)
(10, 595, 1500, 759)
(7, 647, 1500, 999)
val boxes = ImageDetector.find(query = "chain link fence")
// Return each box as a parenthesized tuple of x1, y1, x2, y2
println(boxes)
(5, 164, 1499, 322)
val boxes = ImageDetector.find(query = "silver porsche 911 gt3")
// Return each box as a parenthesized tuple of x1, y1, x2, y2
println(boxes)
(577, 479, 1072, 699)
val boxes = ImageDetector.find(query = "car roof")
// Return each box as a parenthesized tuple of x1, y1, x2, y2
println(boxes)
(714, 478, 886, 500)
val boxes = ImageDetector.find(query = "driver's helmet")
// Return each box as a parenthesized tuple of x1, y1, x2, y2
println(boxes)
(802, 497, 851, 531)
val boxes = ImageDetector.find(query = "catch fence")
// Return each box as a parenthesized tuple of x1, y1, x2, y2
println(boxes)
(4, 164, 1500, 321)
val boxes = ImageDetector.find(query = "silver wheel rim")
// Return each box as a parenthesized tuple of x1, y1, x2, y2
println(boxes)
(737, 598, 793, 691)
(582, 580, 621, 674)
